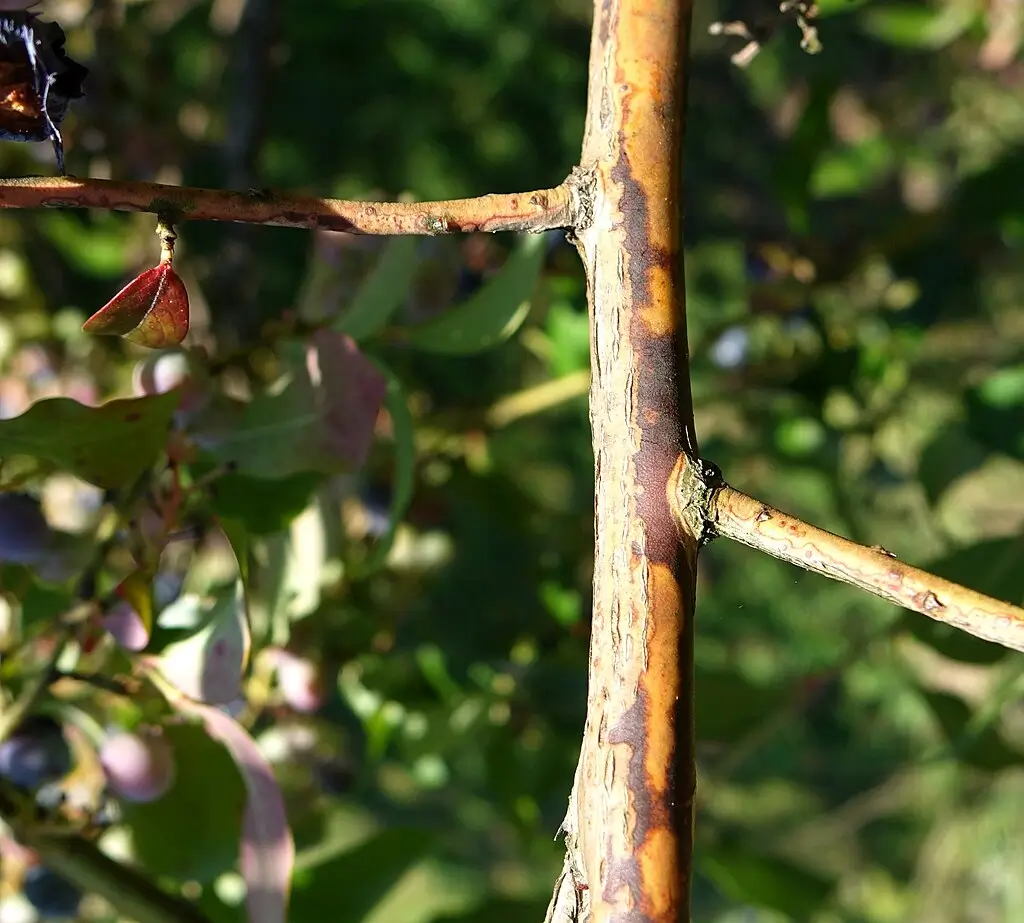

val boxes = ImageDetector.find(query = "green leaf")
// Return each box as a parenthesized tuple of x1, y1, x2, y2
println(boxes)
(861, 3, 976, 49)
(962, 368, 1024, 457)
(37, 213, 134, 277)
(702, 846, 834, 918)
(209, 471, 322, 535)
(545, 299, 590, 377)
(0, 392, 180, 489)
(811, 136, 894, 199)
(348, 364, 416, 578)
(171, 698, 294, 923)
(403, 234, 545, 355)
(917, 426, 990, 505)
(122, 723, 247, 884)
(0, 565, 73, 630)
(924, 691, 1023, 772)
(290, 829, 433, 923)
(336, 236, 420, 341)
(977, 365, 1024, 407)
(814, 0, 870, 16)
(219, 518, 250, 585)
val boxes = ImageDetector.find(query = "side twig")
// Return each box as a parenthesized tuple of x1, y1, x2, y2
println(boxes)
(705, 484, 1024, 654)
(0, 176, 577, 235)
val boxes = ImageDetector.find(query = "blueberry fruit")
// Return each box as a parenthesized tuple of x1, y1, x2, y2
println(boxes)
(22, 865, 82, 919)
(0, 717, 72, 789)
(0, 493, 52, 564)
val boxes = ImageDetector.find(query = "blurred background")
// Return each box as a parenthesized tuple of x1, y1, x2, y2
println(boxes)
(1, 0, 1023, 921)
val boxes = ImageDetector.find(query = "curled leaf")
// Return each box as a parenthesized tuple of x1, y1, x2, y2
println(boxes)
(83, 262, 189, 349)
(152, 583, 250, 704)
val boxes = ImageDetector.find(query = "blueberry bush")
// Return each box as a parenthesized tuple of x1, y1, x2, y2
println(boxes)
(0, 2, 1023, 923)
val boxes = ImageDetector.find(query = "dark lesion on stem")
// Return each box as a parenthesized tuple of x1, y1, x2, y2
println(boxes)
(0, 175, 578, 236)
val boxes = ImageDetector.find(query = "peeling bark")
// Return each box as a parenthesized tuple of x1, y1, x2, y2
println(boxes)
(551, 1, 700, 921)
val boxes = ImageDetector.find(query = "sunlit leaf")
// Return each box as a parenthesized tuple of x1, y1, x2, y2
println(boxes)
(153, 582, 251, 704)
(861, 2, 976, 48)
(0, 391, 180, 489)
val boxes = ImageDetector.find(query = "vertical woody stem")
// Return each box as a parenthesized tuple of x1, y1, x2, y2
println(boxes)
(553, 1, 700, 922)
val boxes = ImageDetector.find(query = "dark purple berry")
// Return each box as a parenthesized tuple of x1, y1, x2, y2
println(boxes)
(0, 717, 71, 789)
(0, 492, 52, 564)
(22, 865, 82, 919)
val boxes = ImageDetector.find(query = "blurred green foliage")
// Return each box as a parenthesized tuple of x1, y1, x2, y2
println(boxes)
(0, 1, 1023, 922)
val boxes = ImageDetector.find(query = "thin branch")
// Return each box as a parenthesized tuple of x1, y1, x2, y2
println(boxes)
(485, 370, 590, 428)
(0, 806, 213, 923)
(706, 484, 1024, 654)
(0, 175, 577, 235)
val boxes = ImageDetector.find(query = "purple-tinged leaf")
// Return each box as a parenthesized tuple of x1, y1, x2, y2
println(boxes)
(162, 691, 293, 923)
(306, 329, 388, 470)
(0, 391, 180, 488)
(193, 333, 386, 479)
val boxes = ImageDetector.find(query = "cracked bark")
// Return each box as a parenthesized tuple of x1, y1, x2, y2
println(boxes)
(549, 1, 699, 921)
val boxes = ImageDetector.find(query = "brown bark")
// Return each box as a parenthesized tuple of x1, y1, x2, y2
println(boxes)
(549, 2, 700, 921)
(0, 176, 574, 235)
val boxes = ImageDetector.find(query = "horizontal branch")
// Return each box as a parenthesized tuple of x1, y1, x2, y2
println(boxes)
(707, 485, 1024, 654)
(0, 175, 576, 235)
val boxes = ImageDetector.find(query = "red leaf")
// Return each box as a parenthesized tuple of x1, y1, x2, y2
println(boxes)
(83, 262, 189, 349)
